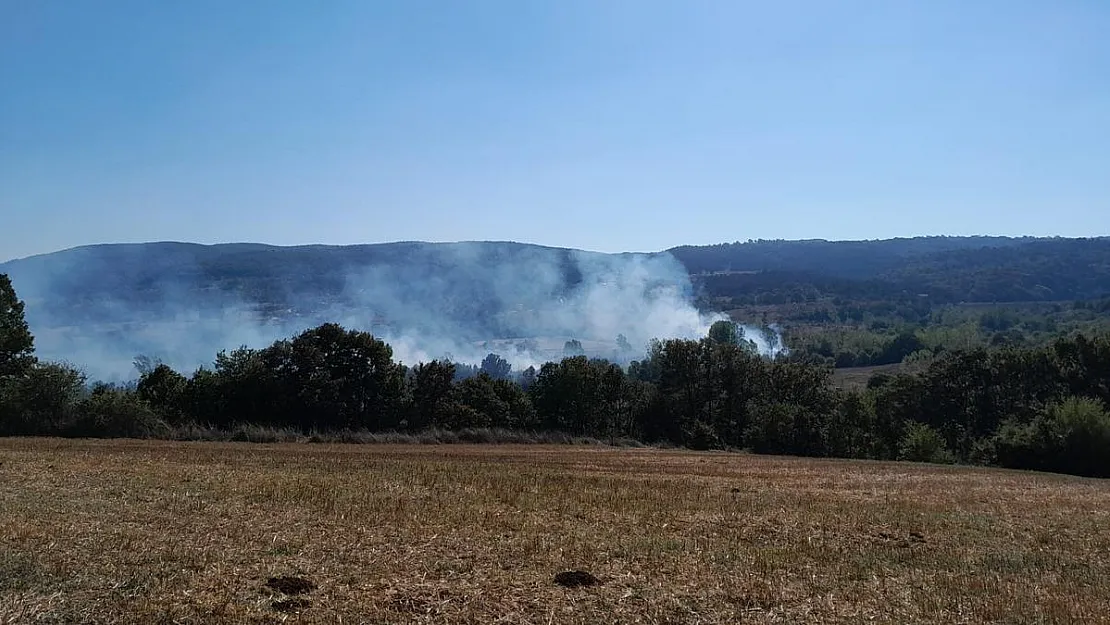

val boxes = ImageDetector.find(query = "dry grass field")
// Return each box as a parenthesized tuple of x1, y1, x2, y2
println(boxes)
(828, 364, 908, 391)
(1, 439, 1109, 624)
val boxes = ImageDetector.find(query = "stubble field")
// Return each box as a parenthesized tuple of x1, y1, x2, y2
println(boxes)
(1, 439, 1108, 624)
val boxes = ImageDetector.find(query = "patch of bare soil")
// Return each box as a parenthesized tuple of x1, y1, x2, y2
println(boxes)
(554, 571, 599, 588)
(266, 576, 315, 595)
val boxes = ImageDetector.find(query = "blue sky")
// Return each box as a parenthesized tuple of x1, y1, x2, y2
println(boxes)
(2, 0, 1108, 260)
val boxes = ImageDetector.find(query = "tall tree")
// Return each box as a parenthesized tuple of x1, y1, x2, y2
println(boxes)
(0, 274, 35, 379)
(409, 360, 456, 430)
(137, 364, 188, 423)
(479, 353, 512, 380)
(278, 323, 406, 431)
(563, 339, 585, 357)
(707, 320, 739, 345)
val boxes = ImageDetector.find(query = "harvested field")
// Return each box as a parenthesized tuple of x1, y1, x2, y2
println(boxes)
(1, 439, 1108, 624)
(829, 364, 903, 390)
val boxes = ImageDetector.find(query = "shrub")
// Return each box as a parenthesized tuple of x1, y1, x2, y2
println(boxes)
(71, 384, 170, 439)
(227, 424, 301, 443)
(1050, 397, 1110, 477)
(898, 422, 956, 464)
(996, 396, 1110, 477)
(0, 362, 85, 435)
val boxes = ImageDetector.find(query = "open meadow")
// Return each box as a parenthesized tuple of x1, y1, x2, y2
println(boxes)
(1, 440, 1108, 624)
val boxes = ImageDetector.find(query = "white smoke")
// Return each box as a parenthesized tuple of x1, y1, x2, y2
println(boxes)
(3, 243, 786, 380)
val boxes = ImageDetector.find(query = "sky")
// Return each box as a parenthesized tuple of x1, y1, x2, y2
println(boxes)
(2, 0, 1109, 261)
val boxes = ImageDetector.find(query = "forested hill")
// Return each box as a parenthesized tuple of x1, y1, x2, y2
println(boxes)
(0, 241, 616, 322)
(3, 236, 1110, 316)
(670, 236, 1110, 304)
(668, 236, 1030, 277)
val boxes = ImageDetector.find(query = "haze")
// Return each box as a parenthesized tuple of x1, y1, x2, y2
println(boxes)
(2, 0, 1109, 261)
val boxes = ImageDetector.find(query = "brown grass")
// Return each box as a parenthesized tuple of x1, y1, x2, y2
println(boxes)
(1, 439, 1108, 624)
(829, 364, 904, 390)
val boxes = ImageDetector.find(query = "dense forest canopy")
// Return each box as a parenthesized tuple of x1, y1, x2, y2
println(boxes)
(668, 236, 1033, 278)
(675, 237, 1110, 304)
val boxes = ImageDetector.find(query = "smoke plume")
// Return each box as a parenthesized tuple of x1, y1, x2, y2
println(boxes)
(1, 242, 785, 381)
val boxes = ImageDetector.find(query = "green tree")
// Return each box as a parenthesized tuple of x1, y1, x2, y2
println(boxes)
(825, 392, 877, 458)
(274, 324, 406, 431)
(479, 353, 512, 380)
(744, 402, 808, 455)
(707, 320, 738, 345)
(637, 339, 709, 443)
(180, 368, 223, 425)
(211, 346, 275, 428)
(880, 331, 925, 364)
(529, 356, 643, 437)
(995, 396, 1110, 477)
(455, 373, 536, 430)
(563, 339, 585, 357)
(133, 354, 162, 377)
(898, 422, 955, 464)
(73, 383, 168, 438)
(408, 360, 457, 430)
(0, 274, 35, 379)
(519, 365, 537, 390)
(137, 364, 188, 423)
(0, 362, 85, 435)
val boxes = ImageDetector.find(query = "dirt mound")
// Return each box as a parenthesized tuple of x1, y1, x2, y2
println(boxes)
(266, 576, 315, 595)
(554, 570, 599, 588)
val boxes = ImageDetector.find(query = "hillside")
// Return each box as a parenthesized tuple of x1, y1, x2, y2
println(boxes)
(3, 236, 1110, 378)
(0, 241, 609, 320)
(668, 235, 1031, 278)
(673, 237, 1110, 306)
(0, 241, 694, 377)
(5, 237, 1110, 319)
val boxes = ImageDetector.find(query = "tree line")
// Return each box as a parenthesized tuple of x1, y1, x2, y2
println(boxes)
(2, 274, 1109, 477)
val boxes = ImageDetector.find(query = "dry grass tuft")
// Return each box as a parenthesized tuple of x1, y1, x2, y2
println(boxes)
(1, 438, 1109, 623)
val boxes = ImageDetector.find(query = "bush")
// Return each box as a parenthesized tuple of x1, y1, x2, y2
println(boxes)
(898, 422, 956, 464)
(682, 419, 722, 451)
(71, 384, 170, 439)
(438, 402, 488, 430)
(1051, 397, 1110, 477)
(742, 402, 827, 456)
(0, 362, 85, 435)
(995, 397, 1110, 477)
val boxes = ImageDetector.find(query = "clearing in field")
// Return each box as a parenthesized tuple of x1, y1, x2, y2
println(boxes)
(1, 440, 1108, 624)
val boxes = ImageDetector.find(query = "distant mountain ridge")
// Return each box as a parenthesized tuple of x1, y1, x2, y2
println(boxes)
(0, 240, 697, 378)
(3, 236, 1110, 322)
(0, 240, 623, 324)
(667, 235, 1034, 278)
(4, 236, 1110, 380)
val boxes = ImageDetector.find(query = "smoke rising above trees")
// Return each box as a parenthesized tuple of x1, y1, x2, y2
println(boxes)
(3, 270, 1110, 478)
(0, 241, 785, 380)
